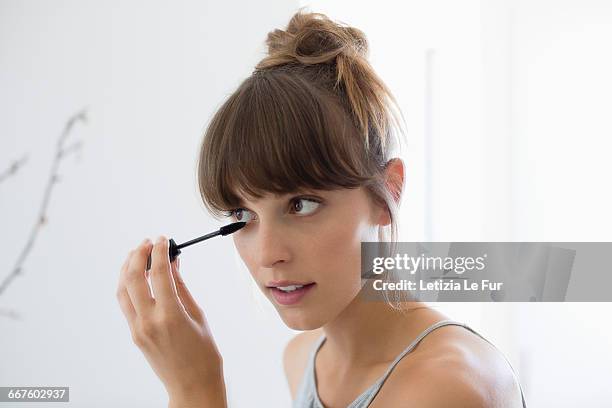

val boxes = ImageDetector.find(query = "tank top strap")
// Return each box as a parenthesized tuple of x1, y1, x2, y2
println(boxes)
(291, 334, 327, 408)
(310, 335, 328, 408)
(352, 319, 466, 407)
(355, 319, 527, 408)
(454, 322, 528, 408)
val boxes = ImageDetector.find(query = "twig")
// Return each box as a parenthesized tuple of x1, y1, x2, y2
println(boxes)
(0, 108, 88, 297)
(0, 307, 21, 320)
(0, 154, 29, 184)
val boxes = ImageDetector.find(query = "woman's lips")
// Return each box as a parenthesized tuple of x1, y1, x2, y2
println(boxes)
(269, 283, 316, 305)
(266, 279, 314, 287)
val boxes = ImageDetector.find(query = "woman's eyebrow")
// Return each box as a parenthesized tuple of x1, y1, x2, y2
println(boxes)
(236, 191, 312, 208)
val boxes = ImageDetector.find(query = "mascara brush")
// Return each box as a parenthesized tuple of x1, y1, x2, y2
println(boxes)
(146, 221, 246, 271)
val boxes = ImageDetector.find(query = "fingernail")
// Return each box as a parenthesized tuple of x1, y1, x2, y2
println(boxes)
(156, 236, 165, 244)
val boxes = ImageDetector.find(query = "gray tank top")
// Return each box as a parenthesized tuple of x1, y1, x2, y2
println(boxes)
(292, 319, 527, 407)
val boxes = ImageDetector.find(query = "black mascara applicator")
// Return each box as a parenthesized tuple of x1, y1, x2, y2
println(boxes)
(146, 221, 246, 271)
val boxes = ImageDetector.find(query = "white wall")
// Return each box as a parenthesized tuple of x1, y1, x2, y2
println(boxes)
(0, 1, 300, 407)
(510, 0, 612, 405)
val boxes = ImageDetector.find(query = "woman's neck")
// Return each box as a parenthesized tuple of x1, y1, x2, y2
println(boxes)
(320, 294, 448, 369)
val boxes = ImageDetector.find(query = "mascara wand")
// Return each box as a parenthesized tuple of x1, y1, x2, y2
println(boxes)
(146, 221, 246, 271)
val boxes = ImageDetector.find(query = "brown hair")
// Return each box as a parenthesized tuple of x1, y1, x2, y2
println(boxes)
(196, 8, 406, 244)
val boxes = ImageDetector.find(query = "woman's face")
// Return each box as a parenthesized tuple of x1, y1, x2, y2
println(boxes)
(231, 186, 383, 330)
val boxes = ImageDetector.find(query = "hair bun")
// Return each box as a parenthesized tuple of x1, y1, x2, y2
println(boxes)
(257, 10, 369, 69)
(252, 9, 402, 161)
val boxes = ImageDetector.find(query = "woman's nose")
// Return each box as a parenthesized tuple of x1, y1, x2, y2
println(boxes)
(256, 219, 291, 268)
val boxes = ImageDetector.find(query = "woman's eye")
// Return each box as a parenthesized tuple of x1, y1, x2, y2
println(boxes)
(291, 197, 322, 215)
(227, 197, 322, 223)
(230, 208, 255, 223)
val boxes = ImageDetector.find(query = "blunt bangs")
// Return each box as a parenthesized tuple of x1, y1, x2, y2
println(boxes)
(197, 66, 380, 219)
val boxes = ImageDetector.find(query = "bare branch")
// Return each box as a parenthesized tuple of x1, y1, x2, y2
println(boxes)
(0, 108, 89, 299)
(0, 307, 21, 320)
(0, 308, 21, 320)
(58, 140, 83, 160)
(0, 154, 29, 184)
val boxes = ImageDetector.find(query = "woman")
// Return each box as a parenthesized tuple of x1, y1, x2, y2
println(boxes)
(116, 9, 527, 407)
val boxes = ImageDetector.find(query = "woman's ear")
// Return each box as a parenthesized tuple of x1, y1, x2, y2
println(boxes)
(377, 158, 405, 226)
(385, 158, 405, 204)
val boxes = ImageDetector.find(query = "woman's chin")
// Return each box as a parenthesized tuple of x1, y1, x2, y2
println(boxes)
(276, 308, 325, 331)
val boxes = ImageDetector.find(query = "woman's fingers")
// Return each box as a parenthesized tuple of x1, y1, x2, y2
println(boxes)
(171, 258, 204, 325)
(117, 286, 137, 322)
(117, 238, 225, 399)
(123, 239, 155, 316)
(117, 253, 137, 322)
(149, 236, 181, 312)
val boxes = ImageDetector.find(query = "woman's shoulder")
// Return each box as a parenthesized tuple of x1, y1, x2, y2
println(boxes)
(371, 323, 525, 407)
(282, 328, 324, 399)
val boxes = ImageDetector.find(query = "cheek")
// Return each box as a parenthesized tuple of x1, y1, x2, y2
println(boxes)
(312, 215, 370, 283)
(232, 235, 256, 275)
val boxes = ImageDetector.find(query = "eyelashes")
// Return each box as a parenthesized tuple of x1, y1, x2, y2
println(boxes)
(228, 207, 254, 223)
(225, 196, 323, 223)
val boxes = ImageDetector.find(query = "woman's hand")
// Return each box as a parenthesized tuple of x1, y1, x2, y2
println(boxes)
(116, 236, 227, 407)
